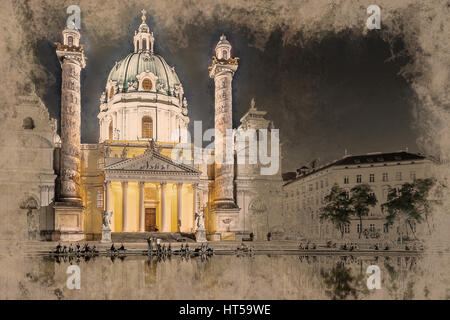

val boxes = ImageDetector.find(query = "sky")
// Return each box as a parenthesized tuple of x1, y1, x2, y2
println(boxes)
(36, 11, 419, 173)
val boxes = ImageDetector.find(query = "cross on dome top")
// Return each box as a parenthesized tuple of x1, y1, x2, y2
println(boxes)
(141, 9, 147, 22)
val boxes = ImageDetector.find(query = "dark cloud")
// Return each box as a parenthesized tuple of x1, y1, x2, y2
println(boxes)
(36, 13, 418, 173)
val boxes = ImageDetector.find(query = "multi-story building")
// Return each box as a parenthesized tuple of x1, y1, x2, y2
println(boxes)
(283, 151, 434, 241)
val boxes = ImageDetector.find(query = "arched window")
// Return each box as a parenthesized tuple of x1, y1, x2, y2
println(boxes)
(108, 122, 113, 140)
(109, 86, 114, 99)
(142, 39, 147, 51)
(142, 78, 152, 91)
(222, 50, 228, 59)
(68, 36, 73, 46)
(22, 117, 35, 130)
(136, 41, 140, 52)
(142, 116, 153, 139)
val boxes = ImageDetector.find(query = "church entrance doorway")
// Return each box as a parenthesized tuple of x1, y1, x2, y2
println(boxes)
(145, 208, 157, 231)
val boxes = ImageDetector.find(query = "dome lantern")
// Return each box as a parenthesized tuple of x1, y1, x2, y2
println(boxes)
(134, 9, 154, 53)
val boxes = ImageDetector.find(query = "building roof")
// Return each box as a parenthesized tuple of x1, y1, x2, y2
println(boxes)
(283, 151, 428, 186)
(333, 152, 425, 166)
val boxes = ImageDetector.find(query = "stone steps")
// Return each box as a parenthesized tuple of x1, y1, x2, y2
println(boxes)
(111, 232, 196, 243)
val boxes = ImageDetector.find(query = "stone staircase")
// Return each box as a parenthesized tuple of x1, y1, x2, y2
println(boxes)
(111, 232, 196, 243)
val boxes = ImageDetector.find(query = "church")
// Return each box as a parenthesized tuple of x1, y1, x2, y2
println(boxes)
(39, 10, 283, 242)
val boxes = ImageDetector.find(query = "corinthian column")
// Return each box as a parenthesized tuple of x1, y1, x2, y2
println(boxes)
(160, 182, 168, 232)
(177, 182, 183, 232)
(122, 181, 128, 232)
(209, 35, 239, 209)
(55, 28, 86, 203)
(139, 181, 145, 232)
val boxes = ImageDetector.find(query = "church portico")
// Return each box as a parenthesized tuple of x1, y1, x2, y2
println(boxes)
(106, 180, 197, 233)
(103, 147, 200, 234)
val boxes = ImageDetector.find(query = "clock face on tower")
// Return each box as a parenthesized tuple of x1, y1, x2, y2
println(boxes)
(142, 78, 152, 91)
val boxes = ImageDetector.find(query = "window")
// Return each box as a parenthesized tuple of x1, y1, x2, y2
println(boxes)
(143, 39, 147, 51)
(369, 224, 375, 232)
(382, 188, 389, 201)
(356, 174, 362, 183)
(96, 190, 103, 208)
(410, 171, 416, 180)
(309, 184, 313, 191)
(344, 224, 350, 233)
(136, 41, 139, 51)
(315, 182, 318, 190)
(357, 224, 362, 233)
(68, 36, 73, 46)
(383, 223, 389, 233)
(222, 50, 228, 59)
(320, 180, 323, 189)
(142, 78, 152, 91)
(142, 116, 153, 139)
(108, 122, 113, 140)
(382, 173, 388, 182)
(344, 176, 349, 184)
(325, 178, 328, 187)
(22, 117, 35, 130)
(109, 86, 114, 99)
(396, 172, 402, 181)
(369, 173, 375, 183)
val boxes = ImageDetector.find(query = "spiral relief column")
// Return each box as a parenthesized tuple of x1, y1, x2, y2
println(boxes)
(53, 28, 86, 241)
(209, 35, 241, 239)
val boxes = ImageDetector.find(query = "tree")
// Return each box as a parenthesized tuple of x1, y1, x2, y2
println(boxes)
(320, 261, 370, 300)
(381, 178, 436, 239)
(319, 184, 352, 239)
(350, 184, 378, 239)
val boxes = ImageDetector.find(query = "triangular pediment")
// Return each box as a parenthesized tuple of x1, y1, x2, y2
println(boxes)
(104, 149, 199, 174)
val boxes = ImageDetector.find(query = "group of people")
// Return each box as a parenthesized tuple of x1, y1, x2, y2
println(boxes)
(109, 243, 126, 253)
(194, 243, 214, 254)
(341, 243, 360, 251)
(53, 242, 98, 255)
(146, 237, 172, 255)
(298, 242, 317, 250)
(236, 242, 254, 253)
(146, 237, 213, 256)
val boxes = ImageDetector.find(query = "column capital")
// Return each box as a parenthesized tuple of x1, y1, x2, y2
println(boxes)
(104, 180, 111, 186)
(160, 181, 167, 186)
(176, 182, 183, 187)
(121, 181, 128, 186)
(139, 181, 145, 187)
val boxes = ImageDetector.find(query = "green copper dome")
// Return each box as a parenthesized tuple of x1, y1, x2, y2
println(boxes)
(107, 52, 181, 92)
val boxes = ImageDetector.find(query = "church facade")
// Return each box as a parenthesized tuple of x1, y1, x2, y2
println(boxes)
(49, 11, 282, 242)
